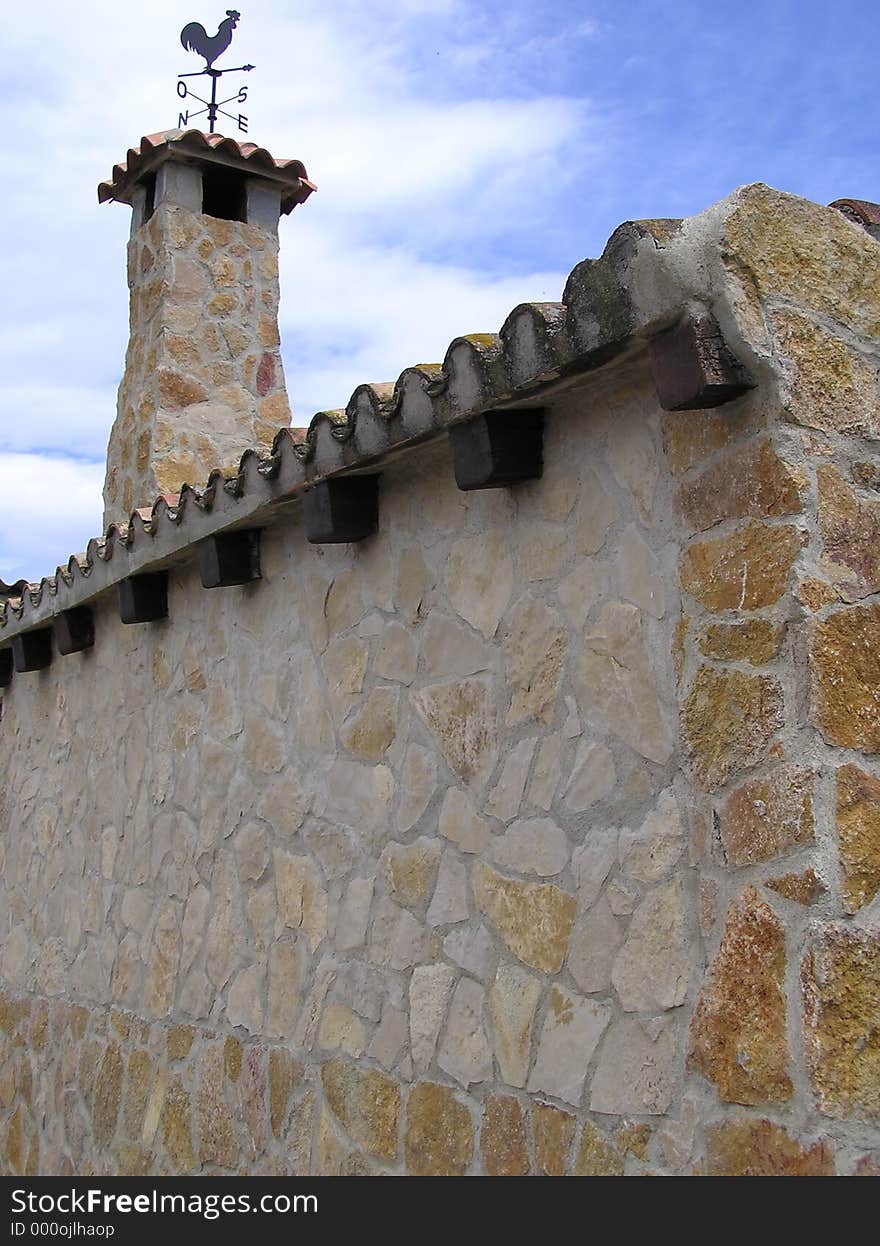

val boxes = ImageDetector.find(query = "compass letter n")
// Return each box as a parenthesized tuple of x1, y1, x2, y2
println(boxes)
(179, 110, 189, 127)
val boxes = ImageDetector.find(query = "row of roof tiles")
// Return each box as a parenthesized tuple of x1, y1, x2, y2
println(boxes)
(2, 188, 877, 640)
(0, 211, 671, 625)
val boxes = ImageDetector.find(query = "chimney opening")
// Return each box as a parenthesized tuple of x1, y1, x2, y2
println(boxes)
(202, 166, 248, 222)
(142, 173, 156, 224)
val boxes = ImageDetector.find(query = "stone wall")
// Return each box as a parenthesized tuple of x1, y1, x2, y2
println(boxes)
(676, 190, 880, 1162)
(1, 185, 879, 1176)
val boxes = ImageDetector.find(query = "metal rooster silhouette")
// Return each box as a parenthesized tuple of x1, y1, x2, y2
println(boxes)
(176, 11, 254, 134)
(180, 9, 241, 70)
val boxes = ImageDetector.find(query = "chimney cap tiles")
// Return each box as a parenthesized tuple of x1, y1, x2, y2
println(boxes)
(98, 128, 316, 216)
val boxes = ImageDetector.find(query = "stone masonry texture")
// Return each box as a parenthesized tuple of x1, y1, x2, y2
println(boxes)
(1, 181, 879, 1176)
(103, 196, 289, 528)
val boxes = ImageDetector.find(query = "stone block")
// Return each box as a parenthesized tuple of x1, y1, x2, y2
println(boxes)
(409, 964, 456, 1072)
(413, 677, 497, 786)
(575, 602, 673, 765)
(836, 763, 880, 913)
(680, 439, 803, 535)
(426, 853, 469, 927)
(765, 868, 823, 906)
(683, 666, 784, 791)
(811, 604, 880, 751)
(818, 465, 880, 601)
(591, 1016, 679, 1116)
(442, 924, 497, 983)
(567, 896, 623, 994)
(380, 838, 441, 910)
(527, 986, 611, 1106)
(680, 521, 800, 612)
(480, 1095, 529, 1175)
(615, 523, 665, 617)
(503, 596, 567, 725)
(321, 1060, 400, 1160)
(405, 1082, 473, 1175)
(704, 1118, 834, 1176)
(618, 789, 684, 883)
(697, 619, 785, 665)
(611, 878, 692, 1012)
(486, 737, 538, 821)
(722, 185, 880, 343)
(571, 1120, 624, 1175)
(445, 532, 513, 639)
(489, 963, 541, 1088)
(532, 1103, 576, 1175)
(718, 765, 814, 866)
(689, 887, 792, 1105)
(437, 978, 492, 1087)
(770, 307, 880, 439)
(803, 925, 880, 1119)
(661, 405, 762, 476)
(339, 687, 398, 761)
(472, 863, 575, 973)
(491, 817, 568, 877)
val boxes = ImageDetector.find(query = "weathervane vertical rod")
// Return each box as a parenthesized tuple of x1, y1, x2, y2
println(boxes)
(208, 69, 219, 132)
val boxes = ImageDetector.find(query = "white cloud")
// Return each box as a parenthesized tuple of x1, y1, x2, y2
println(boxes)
(0, 455, 104, 586)
(289, 96, 588, 218)
(0, 385, 116, 458)
(1, 1, 604, 582)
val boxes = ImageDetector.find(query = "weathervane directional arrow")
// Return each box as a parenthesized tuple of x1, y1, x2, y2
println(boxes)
(176, 9, 254, 134)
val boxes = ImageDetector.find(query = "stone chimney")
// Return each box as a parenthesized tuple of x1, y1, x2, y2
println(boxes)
(98, 130, 315, 526)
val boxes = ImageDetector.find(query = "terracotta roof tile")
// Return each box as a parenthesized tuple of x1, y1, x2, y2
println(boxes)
(98, 129, 316, 215)
(829, 198, 880, 240)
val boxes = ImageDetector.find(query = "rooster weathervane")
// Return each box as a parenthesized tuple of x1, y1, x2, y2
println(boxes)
(176, 10, 254, 135)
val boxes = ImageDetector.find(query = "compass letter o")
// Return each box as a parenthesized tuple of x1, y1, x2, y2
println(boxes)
(177, 81, 187, 99)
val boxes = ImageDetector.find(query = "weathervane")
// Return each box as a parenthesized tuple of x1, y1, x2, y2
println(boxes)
(176, 10, 254, 135)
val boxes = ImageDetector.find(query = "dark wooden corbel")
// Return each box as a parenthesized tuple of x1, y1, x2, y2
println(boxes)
(118, 572, 169, 624)
(54, 607, 95, 655)
(650, 314, 754, 411)
(11, 628, 52, 672)
(449, 408, 545, 490)
(198, 529, 262, 587)
(302, 475, 380, 544)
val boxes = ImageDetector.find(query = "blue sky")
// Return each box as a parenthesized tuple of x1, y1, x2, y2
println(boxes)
(1, 0, 877, 584)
